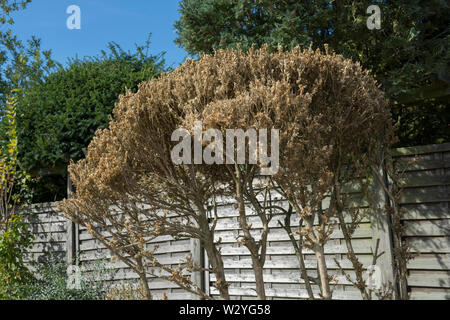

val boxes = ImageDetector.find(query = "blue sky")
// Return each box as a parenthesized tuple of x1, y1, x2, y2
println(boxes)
(8, 0, 189, 68)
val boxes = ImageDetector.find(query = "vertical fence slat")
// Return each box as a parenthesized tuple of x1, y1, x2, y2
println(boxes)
(370, 164, 396, 293)
(66, 174, 77, 265)
(189, 238, 204, 298)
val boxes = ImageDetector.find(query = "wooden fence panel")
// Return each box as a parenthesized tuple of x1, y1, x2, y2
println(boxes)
(208, 197, 374, 300)
(25, 202, 67, 264)
(77, 223, 195, 299)
(24, 205, 196, 299)
(394, 143, 450, 300)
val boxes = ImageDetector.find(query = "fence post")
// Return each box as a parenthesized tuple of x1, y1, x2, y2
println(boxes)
(66, 173, 78, 265)
(371, 164, 396, 293)
(189, 238, 205, 299)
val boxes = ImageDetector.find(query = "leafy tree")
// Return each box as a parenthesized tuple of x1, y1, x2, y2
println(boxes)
(15, 40, 165, 202)
(175, 0, 450, 146)
(0, 0, 58, 193)
(0, 0, 57, 102)
(178, 45, 395, 299)
(0, 0, 30, 24)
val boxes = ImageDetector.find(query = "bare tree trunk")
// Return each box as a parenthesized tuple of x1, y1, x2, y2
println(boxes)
(135, 256, 152, 300)
(251, 255, 266, 300)
(392, 227, 409, 299)
(295, 241, 315, 299)
(280, 212, 315, 299)
(289, 200, 330, 299)
(235, 166, 266, 300)
(236, 202, 266, 299)
(332, 173, 371, 299)
(314, 244, 331, 299)
(337, 209, 370, 300)
(204, 240, 230, 300)
(138, 272, 152, 300)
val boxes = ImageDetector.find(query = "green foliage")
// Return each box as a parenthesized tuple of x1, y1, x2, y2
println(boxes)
(0, 34, 57, 99)
(14, 38, 165, 202)
(175, 0, 450, 146)
(0, 0, 58, 167)
(0, 90, 34, 299)
(0, 0, 57, 103)
(1, 90, 33, 204)
(0, 1, 31, 25)
(0, 213, 33, 299)
(21, 256, 104, 300)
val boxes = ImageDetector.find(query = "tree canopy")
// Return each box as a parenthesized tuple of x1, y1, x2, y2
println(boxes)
(60, 45, 395, 300)
(175, 0, 450, 146)
(0, 0, 56, 102)
(0, 0, 57, 166)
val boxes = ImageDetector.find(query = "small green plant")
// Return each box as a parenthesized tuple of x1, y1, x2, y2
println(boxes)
(0, 89, 34, 299)
(0, 213, 34, 299)
(22, 255, 105, 300)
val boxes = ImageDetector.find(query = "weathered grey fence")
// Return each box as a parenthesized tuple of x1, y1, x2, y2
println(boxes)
(24, 143, 450, 300)
(25, 202, 196, 299)
(394, 144, 450, 299)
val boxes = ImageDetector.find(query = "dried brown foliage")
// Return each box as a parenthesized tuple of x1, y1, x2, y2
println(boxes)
(59, 44, 396, 300)
(104, 282, 148, 300)
(181, 44, 395, 299)
(58, 63, 232, 299)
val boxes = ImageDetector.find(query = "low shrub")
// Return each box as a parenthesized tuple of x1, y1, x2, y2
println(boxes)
(20, 256, 105, 300)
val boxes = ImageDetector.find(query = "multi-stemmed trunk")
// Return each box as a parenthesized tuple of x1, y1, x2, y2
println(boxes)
(289, 201, 332, 299)
(203, 237, 230, 300)
(234, 166, 267, 300)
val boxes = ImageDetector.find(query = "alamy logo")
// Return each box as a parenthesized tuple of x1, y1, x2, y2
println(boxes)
(365, 265, 383, 290)
(66, 5, 81, 30)
(67, 265, 81, 289)
(171, 121, 279, 175)
(366, 5, 381, 30)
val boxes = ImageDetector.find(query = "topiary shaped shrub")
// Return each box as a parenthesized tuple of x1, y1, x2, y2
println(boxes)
(60, 45, 395, 300)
